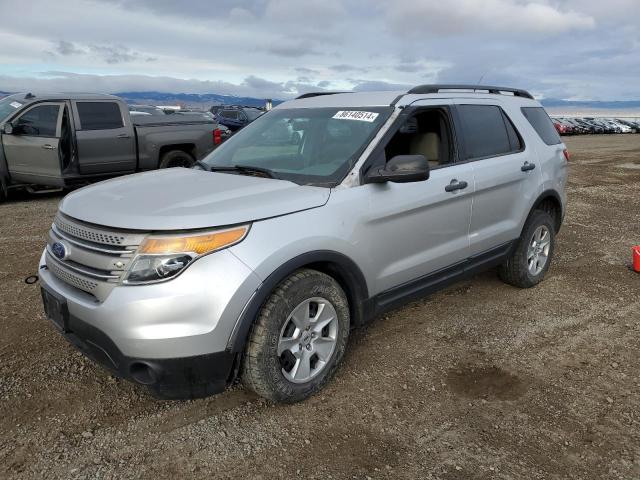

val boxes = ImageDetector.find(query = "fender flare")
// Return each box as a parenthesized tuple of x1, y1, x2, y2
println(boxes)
(525, 189, 564, 233)
(226, 250, 369, 353)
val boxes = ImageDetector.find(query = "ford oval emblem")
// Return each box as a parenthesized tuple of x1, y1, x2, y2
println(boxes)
(51, 242, 68, 260)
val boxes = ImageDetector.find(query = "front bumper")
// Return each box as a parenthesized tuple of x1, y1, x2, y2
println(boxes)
(39, 249, 261, 399)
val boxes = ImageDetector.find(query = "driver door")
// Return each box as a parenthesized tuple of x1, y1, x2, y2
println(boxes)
(3, 102, 64, 182)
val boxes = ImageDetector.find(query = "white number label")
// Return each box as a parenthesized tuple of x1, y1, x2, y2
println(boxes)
(332, 111, 379, 122)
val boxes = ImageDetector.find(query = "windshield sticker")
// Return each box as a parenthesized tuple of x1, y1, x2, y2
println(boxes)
(9, 102, 22, 109)
(332, 110, 379, 122)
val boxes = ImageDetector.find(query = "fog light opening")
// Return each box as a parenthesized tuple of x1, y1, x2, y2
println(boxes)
(129, 362, 158, 385)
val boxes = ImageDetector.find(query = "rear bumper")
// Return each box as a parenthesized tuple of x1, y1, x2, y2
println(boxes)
(48, 290, 236, 399)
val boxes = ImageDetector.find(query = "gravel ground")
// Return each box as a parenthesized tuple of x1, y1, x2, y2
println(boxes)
(1, 134, 639, 479)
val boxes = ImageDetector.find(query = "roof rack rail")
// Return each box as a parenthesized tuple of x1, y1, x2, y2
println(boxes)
(295, 91, 350, 100)
(407, 84, 534, 100)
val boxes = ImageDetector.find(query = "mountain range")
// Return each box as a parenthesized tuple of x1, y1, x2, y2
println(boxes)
(2, 90, 640, 112)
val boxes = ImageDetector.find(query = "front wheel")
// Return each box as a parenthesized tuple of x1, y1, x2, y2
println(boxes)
(241, 269, 350, 403)
(498, 210, 556, 288)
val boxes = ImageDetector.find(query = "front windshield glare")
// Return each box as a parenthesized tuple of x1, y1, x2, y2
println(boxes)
(0, 97, 23, 122)
(202, 107, 391, 186)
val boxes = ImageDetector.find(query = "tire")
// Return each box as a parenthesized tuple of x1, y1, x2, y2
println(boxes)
(0, 177, 7, 203)
(158, 150, 195, 169)
(241, 269, 350, 403)
(498, 210, 556, 288)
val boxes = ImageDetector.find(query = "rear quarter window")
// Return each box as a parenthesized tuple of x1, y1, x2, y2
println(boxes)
(76, 102, 124, 130)
(521, 107, 561, 145)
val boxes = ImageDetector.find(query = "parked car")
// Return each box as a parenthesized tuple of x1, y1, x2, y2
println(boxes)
(0, 93, 225, 200)
(128, 104, 166, 116)
(39, 84, 567, 403)
(212, 105, 264, 131)
(606, 119, 632, 133)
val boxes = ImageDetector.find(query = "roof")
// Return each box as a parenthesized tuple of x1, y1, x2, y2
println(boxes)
(3, 92, 122, 104)
(276, 85, 539, 110)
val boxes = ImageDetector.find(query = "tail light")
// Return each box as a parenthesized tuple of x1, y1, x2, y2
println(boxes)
(213, 128, 222, 145)
(563, 148, 570, 161)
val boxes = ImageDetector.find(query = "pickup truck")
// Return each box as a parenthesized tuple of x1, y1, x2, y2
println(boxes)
(0, 93, 223, 200)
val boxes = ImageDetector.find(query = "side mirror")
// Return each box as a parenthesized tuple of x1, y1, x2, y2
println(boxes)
(2, 123, 13, 135)
(365, 155, 430, 184)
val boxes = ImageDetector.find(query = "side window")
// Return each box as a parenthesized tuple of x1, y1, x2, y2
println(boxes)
(383, 108, 454, 169)
(458, 105, 521, 159)
(76, 102, 124, 130)
(222, 110, 239, 120)
(521, 107, 561, 145)
(14, 104, 60, 137)
(502, 111, 524, 151)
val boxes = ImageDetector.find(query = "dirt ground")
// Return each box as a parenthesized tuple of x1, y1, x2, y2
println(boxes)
(1, 134, 639, 480)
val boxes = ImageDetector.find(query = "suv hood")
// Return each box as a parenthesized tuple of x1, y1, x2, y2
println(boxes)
(59, 168, 330, 231)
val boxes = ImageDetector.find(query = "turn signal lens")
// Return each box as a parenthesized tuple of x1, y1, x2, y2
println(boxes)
(139, 226, 249, 255)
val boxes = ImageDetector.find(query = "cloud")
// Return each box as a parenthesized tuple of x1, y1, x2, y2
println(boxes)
(329, 64, 369, 73)
(0, 0, 638, 100)
(352, 80, 411, 92)
(384, 0, 595, 36)
(89, 45, 141, 64)
(55, 40, 85, 56)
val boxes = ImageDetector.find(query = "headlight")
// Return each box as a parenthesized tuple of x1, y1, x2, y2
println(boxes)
(123, 225, 249, 285)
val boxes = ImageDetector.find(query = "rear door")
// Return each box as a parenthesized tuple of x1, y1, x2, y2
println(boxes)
(453, 101, 542, 256)
(3, 102, 64, 181)
(72, 100, 136, 174)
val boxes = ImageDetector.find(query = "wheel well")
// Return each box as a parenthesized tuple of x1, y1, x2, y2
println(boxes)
(532, 193, 563, 232)
(158, 144, 196, 162)
(304, 261, 367, 326)
(227, 252, 369, 354)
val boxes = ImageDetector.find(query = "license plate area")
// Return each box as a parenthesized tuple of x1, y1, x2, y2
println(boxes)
(41, 287, 69, 332)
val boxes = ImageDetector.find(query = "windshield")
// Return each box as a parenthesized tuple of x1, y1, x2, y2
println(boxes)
(0, 96, 23, 122)
(201, 107, 392, 186)
(244, 108, 264, 121)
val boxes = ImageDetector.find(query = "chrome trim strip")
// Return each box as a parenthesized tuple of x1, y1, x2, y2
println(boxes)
(46, 247, 120, 280)
(51, 224, 135, 255)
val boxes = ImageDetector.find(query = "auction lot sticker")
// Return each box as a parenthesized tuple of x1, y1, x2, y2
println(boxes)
(332, 110, 379, 122)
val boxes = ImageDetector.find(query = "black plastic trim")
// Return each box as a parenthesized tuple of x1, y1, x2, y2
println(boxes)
(226, 250, 369, 353)
(408, 84, 534, 100)
(41, 283, 236, 400)
(371, 241, 515, 315)
(530, 189, 565, 233)
(295, 91, 351, 100)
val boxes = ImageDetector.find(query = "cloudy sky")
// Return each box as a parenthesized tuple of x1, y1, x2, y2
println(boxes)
(0, 0, 638, 100)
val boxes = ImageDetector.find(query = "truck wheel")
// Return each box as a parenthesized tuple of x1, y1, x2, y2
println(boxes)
(159, 150, 195, 169)
(242, 269, 350, 403)
(0, 177, 7, 203)
(498, 210, 556, 288)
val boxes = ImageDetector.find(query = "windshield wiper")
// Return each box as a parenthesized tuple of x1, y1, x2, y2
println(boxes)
(210, 164, 279, 179)
(193, 160, 211, 171)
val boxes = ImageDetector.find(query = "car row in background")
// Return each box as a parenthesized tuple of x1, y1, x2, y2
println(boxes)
(128, 104, 232, 142)
(209, 105, 265, 131)
(552, 116, 640, 135)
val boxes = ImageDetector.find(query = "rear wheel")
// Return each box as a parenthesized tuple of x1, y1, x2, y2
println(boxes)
(159, 150, 195, 169)
(498, 210, 555, 288)
(241, 269, 350, 403)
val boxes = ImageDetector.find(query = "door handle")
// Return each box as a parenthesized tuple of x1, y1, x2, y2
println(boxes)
(116, 133, 131, 139)
(521, 162, 536, 172)
(445, 179, 468, 192)
(42, 144, 56, 150)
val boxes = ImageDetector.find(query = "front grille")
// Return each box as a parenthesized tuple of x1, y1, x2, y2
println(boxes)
(54, 214, 137, 246)
(46, 257, 99, 292)
(46, 214, 147, 300)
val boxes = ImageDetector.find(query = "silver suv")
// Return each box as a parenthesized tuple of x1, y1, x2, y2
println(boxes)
(39, 85, 568, 403)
